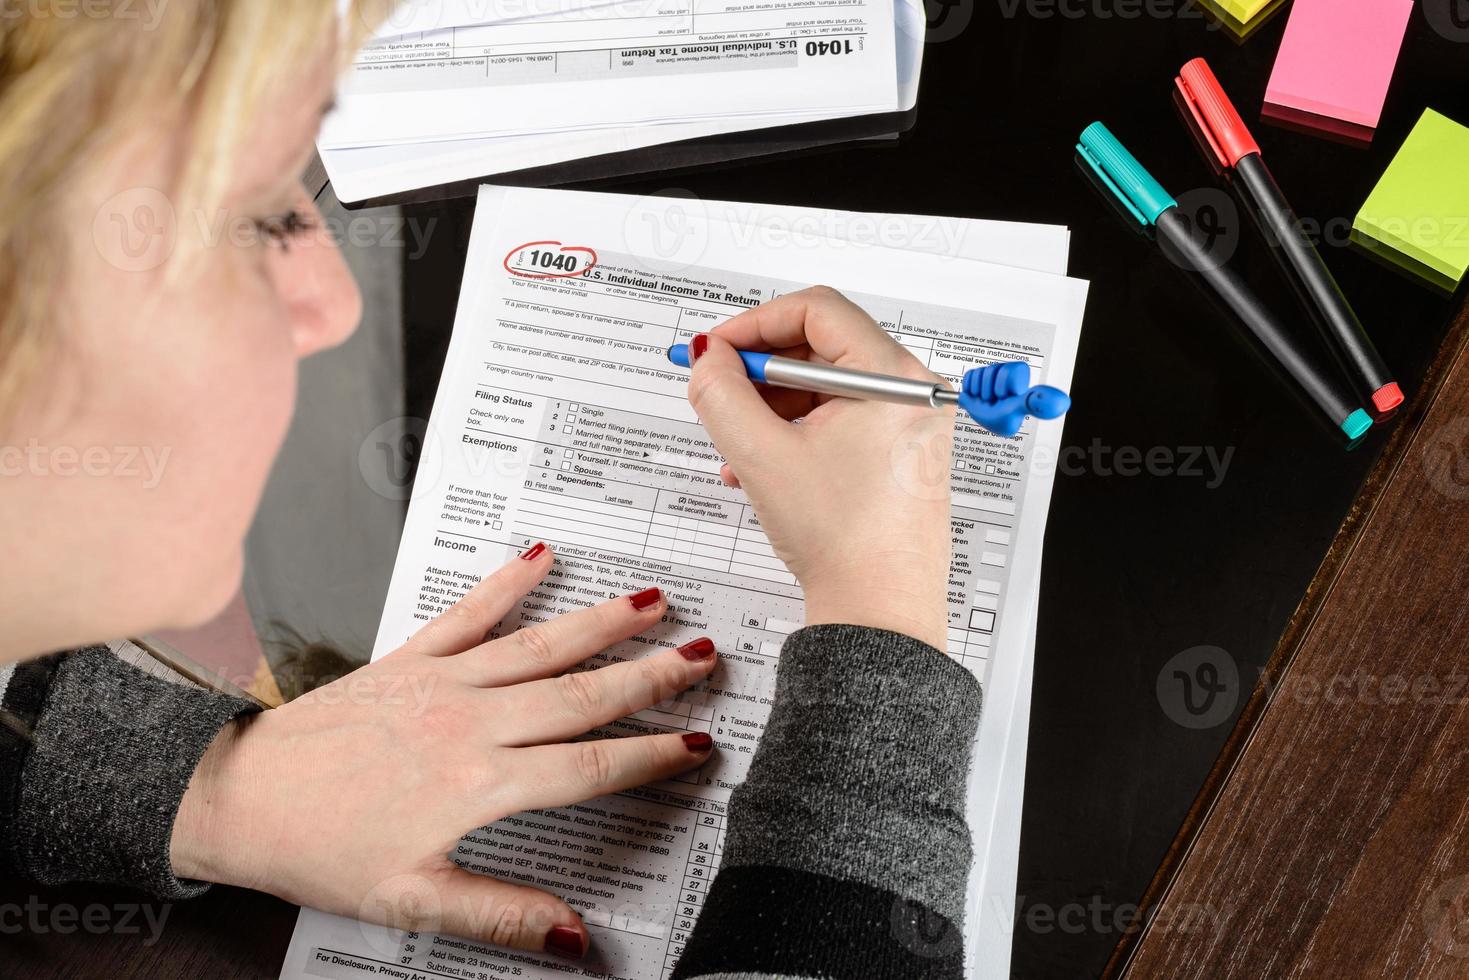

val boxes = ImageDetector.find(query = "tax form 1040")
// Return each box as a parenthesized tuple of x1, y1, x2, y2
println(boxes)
(322, 0, 898, 148)
(280, 186, 1088, 980)
(319, 0, 922, 202)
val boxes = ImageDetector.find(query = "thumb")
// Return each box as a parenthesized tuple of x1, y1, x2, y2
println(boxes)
(430, 870, 590, 959)
(685, 332, 796, 476)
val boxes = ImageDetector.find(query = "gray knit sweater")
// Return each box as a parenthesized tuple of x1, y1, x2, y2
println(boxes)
(0, 626, 983, 979)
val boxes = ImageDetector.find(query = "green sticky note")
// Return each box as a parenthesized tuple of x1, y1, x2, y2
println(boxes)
(1353, 109, 1469, 285)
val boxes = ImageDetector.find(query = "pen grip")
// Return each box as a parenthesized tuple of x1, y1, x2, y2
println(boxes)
(761, 356, 943, 407)
(668, 343, 771, 379)
(668, 344, 941, 408)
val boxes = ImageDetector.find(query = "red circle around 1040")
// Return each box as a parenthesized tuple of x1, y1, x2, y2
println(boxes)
(504, 241, 598, 280)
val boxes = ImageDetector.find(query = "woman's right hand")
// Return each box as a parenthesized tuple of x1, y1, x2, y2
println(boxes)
(684, 286, 955, 651)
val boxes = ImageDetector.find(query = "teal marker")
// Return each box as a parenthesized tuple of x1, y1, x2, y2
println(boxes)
(1077, 121, 1372, 443)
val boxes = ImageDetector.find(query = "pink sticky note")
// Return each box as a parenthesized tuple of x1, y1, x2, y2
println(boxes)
(1265, 0, 1414, 130)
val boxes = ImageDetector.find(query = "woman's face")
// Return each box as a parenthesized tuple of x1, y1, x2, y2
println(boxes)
(0, 53, 359, 660)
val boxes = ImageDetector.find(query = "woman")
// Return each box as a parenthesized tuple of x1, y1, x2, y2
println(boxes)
(0, 3, 981, 977)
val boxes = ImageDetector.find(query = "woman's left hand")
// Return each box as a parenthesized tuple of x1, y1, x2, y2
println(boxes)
(171, 544, 716, 959)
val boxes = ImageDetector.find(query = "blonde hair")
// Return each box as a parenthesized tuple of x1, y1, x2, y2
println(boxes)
(0, 0, 386, 414)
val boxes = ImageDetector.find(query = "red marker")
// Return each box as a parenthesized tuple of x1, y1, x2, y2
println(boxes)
(1175, 57, 1403, 418)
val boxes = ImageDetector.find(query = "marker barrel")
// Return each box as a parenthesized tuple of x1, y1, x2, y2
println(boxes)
(1154, 207, 1367, 436)
(1232, 154, 1399, 411)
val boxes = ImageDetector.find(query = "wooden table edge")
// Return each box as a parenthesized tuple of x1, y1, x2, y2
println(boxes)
(1102, 292, 1469, 979)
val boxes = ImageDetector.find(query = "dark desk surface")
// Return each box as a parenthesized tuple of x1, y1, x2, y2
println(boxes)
(6, 8, 1468, 980)
(1113, 273, 1469, 979)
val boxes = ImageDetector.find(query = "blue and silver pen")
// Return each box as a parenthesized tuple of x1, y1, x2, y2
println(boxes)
(668, 343, 1071, 438)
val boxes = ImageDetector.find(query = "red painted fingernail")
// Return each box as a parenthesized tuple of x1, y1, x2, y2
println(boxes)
(683, 732, 714, 753)
(629, 587, 662, 611)
(691, 334, 709, 362)
(520, 542, 546, 561)
(677, 637, 716, 661)
(545, 926, 585, 958)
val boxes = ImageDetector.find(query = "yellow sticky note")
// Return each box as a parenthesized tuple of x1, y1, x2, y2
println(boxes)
(1197, 0, 1287, 41)
(1215, 0, 1276, 20)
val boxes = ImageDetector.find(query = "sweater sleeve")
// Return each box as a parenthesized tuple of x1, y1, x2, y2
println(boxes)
(672, 624, 984, 980)
(0, 646, 260, 899)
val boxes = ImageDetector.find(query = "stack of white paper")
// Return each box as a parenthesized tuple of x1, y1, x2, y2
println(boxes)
(321, 0, 926, 202)
(280, 186, 1085, 980)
